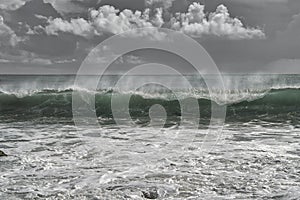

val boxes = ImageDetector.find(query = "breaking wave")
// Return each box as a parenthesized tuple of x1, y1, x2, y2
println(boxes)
(0, 87, 299, 120)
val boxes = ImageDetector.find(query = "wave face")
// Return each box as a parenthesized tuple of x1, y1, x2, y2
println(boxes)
(0, 75, 300, 122)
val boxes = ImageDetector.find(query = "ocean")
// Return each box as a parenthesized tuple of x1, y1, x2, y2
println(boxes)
(0, 74, 299, 199)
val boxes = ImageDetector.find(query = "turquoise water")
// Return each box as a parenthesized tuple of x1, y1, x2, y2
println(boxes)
(0, 74, 299, 199)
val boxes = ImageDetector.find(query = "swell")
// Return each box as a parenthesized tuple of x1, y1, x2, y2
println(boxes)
(0, 88, 299, 120)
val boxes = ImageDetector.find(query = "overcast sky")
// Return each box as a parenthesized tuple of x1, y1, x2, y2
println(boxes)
(0, 0, 299, 74)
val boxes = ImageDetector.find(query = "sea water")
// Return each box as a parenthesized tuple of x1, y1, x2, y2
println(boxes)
(0, 74, 299, 199)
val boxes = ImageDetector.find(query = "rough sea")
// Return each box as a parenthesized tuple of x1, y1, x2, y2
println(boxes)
(0, 74, 299, 199)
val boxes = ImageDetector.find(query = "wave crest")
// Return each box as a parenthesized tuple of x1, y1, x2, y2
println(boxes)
(0, 88, 299, 119)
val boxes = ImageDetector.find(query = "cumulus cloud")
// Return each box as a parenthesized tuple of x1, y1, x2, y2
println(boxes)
(43, 3, 265, 40)
(45, 5, 164, 37)
(171, 3, 265, 39)
(0, 16, 22, 47)
(45, 18, 95, 38)
(89, 6, 157, 34)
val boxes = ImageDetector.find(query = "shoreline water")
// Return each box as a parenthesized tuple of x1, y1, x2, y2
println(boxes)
(0, 74, 299, 199)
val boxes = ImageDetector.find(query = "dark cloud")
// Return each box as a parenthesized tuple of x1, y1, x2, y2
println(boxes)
(2, 0, 61, 39)
(1, 0, 79, 62)
(71, 0, 102, 7)
(11, 0, 61, 27)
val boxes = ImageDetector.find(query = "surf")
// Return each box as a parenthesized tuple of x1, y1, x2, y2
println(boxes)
(0, 88, 299, 121)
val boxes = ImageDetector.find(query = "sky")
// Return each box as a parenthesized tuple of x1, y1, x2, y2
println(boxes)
(0, 0, 299, 74)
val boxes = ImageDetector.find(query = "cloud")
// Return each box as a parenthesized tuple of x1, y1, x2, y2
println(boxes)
(54, 58, 76, 64)
(30, 57, 52, 65)
(44, 0, 86, 14)
(0, 16, 22, 47)
(170, 3, 265, 39)
(44, 0, 102, 14)
(45, 5, 164, 37)
(45, 18, 95, 38)
(145, 0, 175, 9)
(118, 55, 145, 64)
(0, 58, 11, 63)
(0, 50, 51, 65)
(0, 0, 28, 10)
(43, 3, 265, 40)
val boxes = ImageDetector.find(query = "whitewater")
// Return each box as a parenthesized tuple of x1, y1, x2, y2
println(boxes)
(0, 74, 299, 199)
